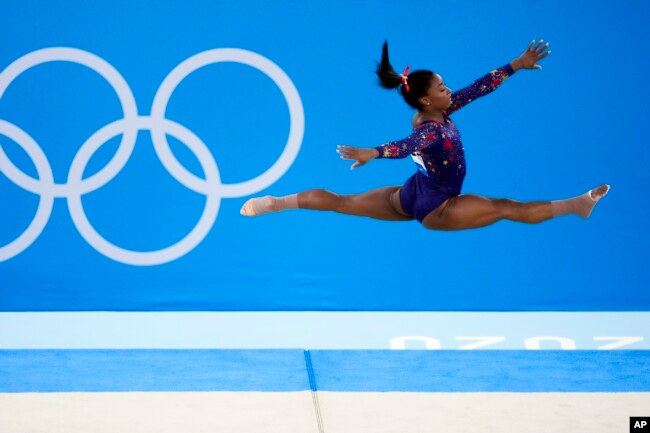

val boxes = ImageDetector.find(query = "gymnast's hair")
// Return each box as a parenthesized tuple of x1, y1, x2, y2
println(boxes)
(375, 41, 435, 111)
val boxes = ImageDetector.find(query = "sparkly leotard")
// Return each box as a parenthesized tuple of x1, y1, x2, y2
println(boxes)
(375, 64, 516, 222)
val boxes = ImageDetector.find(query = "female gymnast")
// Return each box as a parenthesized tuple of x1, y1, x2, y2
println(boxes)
(241, 40, 610, 230)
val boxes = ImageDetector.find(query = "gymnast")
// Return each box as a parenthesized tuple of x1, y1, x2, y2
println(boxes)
(241, 40, 609, 230)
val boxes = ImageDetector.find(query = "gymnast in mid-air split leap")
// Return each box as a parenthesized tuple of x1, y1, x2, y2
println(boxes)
(241, 40, 610, 230)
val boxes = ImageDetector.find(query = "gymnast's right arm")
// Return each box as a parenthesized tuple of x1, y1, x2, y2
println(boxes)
(336, 129, 426, 170)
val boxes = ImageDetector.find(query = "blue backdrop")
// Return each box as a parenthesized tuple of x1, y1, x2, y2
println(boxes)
(1, 0, 648, 311)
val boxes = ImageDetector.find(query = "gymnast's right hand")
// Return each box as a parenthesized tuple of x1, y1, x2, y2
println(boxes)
(336, 145, 379, 170)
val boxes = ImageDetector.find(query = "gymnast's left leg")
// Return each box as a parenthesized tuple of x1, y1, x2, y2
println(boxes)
(422, 185, 610, 231)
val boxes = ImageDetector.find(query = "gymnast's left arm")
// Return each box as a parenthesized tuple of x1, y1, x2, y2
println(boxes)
(447, 40, 551, 115)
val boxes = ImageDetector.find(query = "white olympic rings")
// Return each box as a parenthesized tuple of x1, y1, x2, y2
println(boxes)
(0, 47, 304, 265)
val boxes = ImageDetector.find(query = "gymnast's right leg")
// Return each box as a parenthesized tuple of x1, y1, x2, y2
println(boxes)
(240, 187, 413, 221)
(421, 184, 610, 231)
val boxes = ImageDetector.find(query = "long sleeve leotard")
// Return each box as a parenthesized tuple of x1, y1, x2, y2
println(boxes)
(375, 64, 515, 196)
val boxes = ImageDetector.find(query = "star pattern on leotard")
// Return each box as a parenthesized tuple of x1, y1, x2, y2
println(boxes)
(490, 68, 508, 88)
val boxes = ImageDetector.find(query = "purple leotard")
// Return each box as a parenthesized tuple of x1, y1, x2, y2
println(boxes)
(375, 64, 516, 222)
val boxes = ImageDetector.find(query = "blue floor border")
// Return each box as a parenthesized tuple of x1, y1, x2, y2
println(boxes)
(310, 350, 650, 392)
(1, 350, 649, 393)
(0, 349, 309, 392)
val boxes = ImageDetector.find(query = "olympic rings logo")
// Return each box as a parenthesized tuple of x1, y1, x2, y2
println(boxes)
(0, 48, 304, 265)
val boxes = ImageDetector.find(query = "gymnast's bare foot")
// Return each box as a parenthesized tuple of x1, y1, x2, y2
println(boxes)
(240, 194, 299, 216)
(240, 196, 275, 216)
(580, 184, 610, 218)
(589, 184, 610, 202)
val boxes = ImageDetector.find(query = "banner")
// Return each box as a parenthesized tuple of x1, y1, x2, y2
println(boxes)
(1, 0, 648, 311)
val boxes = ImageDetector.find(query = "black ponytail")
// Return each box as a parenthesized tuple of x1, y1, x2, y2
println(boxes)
(376, 41, 403, 90)
(375, 41, 435, 111)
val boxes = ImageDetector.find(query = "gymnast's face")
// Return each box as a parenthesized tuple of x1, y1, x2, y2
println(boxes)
(420, 74, 452, 111)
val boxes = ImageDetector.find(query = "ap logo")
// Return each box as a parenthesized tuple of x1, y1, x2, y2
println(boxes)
(0, 48, 304, 265)
(632, 417, 650, 431)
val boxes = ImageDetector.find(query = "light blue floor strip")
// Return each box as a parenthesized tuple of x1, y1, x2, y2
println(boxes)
(2, 350, 648, 393)
(1, 312, 648, 349)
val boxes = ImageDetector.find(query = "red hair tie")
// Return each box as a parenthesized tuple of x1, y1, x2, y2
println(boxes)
(400, 66, 411, 92)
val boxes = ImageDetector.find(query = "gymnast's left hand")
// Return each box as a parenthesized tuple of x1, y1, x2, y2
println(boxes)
(336, 145, 379, 170)
(513, 39, 551, 70)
